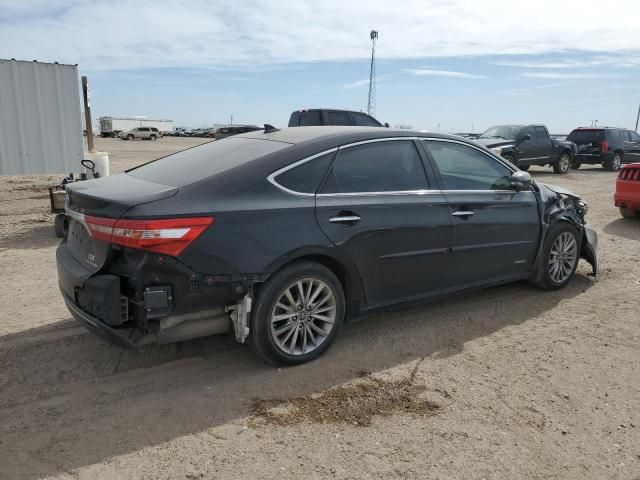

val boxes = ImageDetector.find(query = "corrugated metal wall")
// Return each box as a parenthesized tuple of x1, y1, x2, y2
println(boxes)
(0, 59, 83, 175)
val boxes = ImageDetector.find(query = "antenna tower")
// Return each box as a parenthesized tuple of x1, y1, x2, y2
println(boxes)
(367, 30, 378, 116)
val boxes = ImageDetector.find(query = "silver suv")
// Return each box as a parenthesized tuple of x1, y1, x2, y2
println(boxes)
(119, 127, 161, 141)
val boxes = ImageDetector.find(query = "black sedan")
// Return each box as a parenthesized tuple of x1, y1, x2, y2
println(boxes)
(57, 127, 598, 365)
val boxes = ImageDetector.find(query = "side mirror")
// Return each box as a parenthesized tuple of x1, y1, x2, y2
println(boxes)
(510, 170, 532, 191)
(520, 133, 531, 142)
(384, 122, 390, 128)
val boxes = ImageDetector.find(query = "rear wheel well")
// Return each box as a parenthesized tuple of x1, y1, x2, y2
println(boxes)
(264, 254, 361, 319)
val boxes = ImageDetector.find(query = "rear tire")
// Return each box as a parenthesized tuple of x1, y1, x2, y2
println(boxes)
(530, 222, 581, 291)
(502, 155, 517, 168)
(150, 135, 156, 141)
(54, 214, 68, 238)
(250, 261, 345, 366)
(571, 159, 581, 169)
(604, 153, 622, 171)
(553, 153, 571, 174)
(619, 207, 639, 219)
(519, 165, 530, 171)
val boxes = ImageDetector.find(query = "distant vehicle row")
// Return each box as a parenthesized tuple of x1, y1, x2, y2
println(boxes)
(472, 124, 640, 173)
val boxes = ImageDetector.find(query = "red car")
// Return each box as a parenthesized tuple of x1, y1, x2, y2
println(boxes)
(615, 163, 640, 218)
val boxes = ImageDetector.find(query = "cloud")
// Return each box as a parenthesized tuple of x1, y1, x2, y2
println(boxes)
(406, 68, 487, 79)
(521, 72, 619, 79)
(343, 79, 371, 89)
(495, 55, 640, 69)
(503, 81, 573, 95)
(2, 0, 640, 71)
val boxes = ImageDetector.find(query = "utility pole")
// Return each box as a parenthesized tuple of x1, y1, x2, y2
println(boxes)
(635, 103, 640, 131)
(81, 76, 94, 153)
(367, 30, 378, 116)
(230, 114, 233, 126)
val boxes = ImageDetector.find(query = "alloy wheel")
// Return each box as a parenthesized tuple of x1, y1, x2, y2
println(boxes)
(270, 278, 336, 356)
(558, 154, 570, 173)
(548, 232, 578, 284)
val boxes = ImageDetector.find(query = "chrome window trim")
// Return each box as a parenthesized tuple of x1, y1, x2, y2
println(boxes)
(267, 137, 423, 197)
(419, 137, 517, 173)
(267, 136, 522, 197)
(267, 147, 339, 197)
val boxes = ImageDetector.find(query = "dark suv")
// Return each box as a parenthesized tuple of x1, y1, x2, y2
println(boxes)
(288, 109, 387, 128)
(567, 127, 640, 171)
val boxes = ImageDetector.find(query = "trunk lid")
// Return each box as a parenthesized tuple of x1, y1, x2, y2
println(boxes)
(64, 173, 178, 273)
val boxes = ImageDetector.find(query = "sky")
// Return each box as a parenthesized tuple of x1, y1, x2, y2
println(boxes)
(1, 0, 640, 133)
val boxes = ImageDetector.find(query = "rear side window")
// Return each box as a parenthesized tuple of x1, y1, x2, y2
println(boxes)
(274, 152, 335, 194)
(568, 130, 603, 143)
(128, 138, 289, 187)
(354, 113, 381, 127)
(630, 131, 640, 142)
(320, 141, 428, 193)
(326, 111, 352, 126)
(426, 141, 512, 191)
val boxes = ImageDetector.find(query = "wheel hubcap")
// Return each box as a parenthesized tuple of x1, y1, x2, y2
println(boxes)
(614, 155, 621, 169)
(548, 232, 578, 284)
(270, 278, 336, 356)
(560, 155, 570, 171)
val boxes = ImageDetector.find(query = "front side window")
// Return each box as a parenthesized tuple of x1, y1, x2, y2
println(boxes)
(354, 113, 381, 127)
(320, 140, 428, 194)
(534, 127, 548, 143)
(630, 131, 640, 142)
(520, 127, 534, 142)
(425, 141, 512, 191)
(326, 111, 352, 126)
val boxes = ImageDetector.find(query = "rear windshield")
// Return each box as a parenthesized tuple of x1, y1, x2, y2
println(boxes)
(128, 138, 290, 187)
(568, 130, 603, 143)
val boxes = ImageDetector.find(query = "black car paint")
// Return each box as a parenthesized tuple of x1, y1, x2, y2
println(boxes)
(476, 125, 575, 168)
(58, 127, 597, 349)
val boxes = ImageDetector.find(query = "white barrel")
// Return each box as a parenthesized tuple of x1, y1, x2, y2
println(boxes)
(83, 151, 110, 178)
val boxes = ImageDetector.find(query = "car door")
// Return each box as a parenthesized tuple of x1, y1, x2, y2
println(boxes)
(516, 126, 536, 164)
(422, 139, 541, 289)
(315, 138, 452, 307)
(533, 126, 553, 163)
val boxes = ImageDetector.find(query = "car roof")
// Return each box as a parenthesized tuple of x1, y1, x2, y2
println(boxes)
(236, 126, 461, 146)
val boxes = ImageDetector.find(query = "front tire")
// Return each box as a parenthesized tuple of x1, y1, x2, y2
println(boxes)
(250, 261, 345, 366)
(530, 222, 581, 291)
(604, 153, 622, 171)
(553, 153, 571, 174)
(54, 214, 68, 238)
(150, 135, 156, 141)
(127, 134, 134, 141)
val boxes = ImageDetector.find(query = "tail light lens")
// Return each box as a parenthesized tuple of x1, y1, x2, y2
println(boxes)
(601, 140, 609, 152)
(84, 216, 214, 256)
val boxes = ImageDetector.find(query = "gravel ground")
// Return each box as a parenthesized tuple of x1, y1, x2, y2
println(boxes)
(0, 137, 639, 480)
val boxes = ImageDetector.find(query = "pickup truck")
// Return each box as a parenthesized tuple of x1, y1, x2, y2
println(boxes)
(474, 124, 576, 174)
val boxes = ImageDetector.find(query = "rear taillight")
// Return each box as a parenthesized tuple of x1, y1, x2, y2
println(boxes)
(84, 216, 214, 256)
(601, 140, 609, 152)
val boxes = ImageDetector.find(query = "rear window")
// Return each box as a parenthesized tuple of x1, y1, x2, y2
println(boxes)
(568, 129, 603, 143)
(128, 138, 289, 187)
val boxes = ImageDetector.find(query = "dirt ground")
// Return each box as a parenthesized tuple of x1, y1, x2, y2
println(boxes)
(1, 137, 639, 480)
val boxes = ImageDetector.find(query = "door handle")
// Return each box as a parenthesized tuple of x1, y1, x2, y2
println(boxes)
(452, 210, 475, 217)
(329, 215, 361, 224)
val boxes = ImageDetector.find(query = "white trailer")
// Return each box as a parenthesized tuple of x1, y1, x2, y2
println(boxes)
(99, 117, 174, 137)
(0, 59, 83, 175)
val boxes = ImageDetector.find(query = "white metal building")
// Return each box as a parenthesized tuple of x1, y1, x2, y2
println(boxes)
(0, 59, 83, 175)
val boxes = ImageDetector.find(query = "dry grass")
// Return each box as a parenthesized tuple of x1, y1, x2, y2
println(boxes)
(250, 359, 441, 427)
